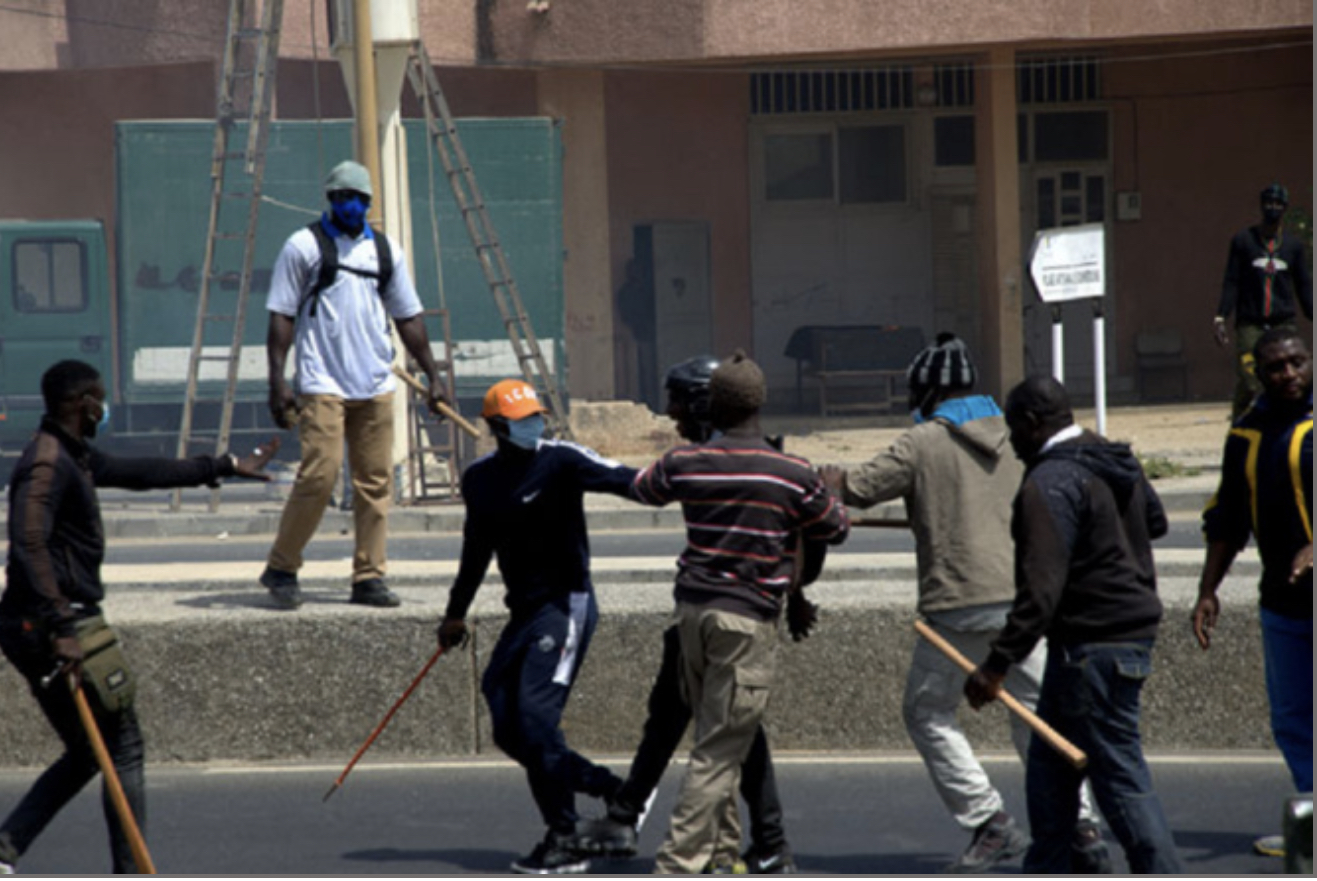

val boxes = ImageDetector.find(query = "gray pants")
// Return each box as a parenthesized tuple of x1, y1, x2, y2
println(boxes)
(904, 619, 1097, 830)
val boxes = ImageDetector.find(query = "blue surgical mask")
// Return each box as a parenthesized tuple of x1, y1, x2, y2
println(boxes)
(330, 195, 368, 231)
(507, 414, 545, 450)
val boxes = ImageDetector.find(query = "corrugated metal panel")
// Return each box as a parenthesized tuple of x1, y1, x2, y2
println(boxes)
(114, 118, 564, 403)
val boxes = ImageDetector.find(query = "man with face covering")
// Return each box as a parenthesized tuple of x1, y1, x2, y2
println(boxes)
(436, 379, 637, 874)
(0, 360, 275, 874)
(819, 334, 1107, 873)
(260, 160, 448, 610)
(1214, 183, 1313, 420)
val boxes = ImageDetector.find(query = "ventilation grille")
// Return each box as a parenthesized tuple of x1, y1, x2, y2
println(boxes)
(1017, 57, 1102, 104)
(751, 68, 915, 115)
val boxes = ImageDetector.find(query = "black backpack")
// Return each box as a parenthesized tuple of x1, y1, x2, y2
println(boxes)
(300, 221, 394, 318)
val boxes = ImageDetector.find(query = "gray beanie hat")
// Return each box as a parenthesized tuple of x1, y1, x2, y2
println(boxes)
(709, 349, 766, 427)
(907, 332, 976, 393)
(324, 160, 373, 198)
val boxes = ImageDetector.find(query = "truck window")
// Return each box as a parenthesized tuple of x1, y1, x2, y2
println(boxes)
(13, 239, 87, 313)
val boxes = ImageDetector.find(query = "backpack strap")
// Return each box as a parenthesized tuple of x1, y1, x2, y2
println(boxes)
(299, 222, 394, 318)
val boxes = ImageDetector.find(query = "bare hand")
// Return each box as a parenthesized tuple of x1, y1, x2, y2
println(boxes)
(964, 666, 1005, 710)
(234, 436, 282, 481)
(1213, 319, 1229, 348)
(818, 465, 846, 497)
(437, 617, 469, 650)
(425, 377, 450, 419)
(268, 381, 299, 430)
(1191, 594, 1220, 650)
(52, 634, 84, 674)
(786, 590, 819, 642)
(1291, 544, 1313, 583)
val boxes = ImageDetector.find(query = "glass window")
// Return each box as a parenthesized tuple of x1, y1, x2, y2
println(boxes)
(838, 125, 906, 204)
(1037, 178, 1056, 230)
(1086, 175, 1106, 223)
(13, 240, 87, 313)
(765, 133, 834, 201)
(934, 116, 975, 167)
(1034, 111, 1108, 162)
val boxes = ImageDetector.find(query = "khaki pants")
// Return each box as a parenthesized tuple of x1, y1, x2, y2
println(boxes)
(654, 604, 777, 874)
(268, 393, 394, 584)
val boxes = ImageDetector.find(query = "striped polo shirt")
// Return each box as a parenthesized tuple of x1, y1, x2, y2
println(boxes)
(632, 433, 850, 620)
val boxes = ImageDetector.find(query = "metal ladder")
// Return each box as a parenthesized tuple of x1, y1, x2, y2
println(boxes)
(399, 305, 462, 503)
(404, 41, 573, 440)
(172, 0, 284, 511)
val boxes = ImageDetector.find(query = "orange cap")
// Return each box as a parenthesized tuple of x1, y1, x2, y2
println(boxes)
(482, 379, 548, 420)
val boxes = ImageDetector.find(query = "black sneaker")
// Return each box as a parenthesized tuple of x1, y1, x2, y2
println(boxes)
(260, 566, 302, 610)
(743, 844, 797, 874)
(1071, 819, 1113, 873)
(946, 810, 1029, 873)
(510, 831, 591, 875)
(576, 815, 638, 858)
(349, 578, 401, 608)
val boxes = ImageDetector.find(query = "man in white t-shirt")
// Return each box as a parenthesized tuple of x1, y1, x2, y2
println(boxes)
(260, 160, 447, 610)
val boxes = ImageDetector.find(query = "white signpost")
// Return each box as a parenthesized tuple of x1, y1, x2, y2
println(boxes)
(1028, 223, 1108, 435)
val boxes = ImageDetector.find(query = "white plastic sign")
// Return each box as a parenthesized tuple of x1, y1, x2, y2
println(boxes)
(1029, 223, 1106, 303)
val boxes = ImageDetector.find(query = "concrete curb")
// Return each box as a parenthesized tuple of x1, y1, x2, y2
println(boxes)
(0, 571, 1274, 769)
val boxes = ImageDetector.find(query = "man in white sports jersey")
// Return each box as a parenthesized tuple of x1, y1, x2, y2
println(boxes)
(259, 160, 447, 610)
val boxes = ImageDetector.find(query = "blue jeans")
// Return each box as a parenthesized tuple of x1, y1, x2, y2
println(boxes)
(1260, 607, 1313, 792)
(1025, 641, 1182, 874)
(0, 616, 146, 874)
(482, 591, 621, 835)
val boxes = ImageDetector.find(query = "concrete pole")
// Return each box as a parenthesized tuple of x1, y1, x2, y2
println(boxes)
(351, 0, 383, 228)
(974, 46, 1025, 401)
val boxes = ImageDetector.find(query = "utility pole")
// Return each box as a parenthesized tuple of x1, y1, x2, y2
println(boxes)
(350, 0, 383, 227)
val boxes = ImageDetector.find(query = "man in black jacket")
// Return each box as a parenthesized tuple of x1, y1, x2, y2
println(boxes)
(964, 376, 1183, 874)
(1215, 183, 1313, 419)
(0, 360, 275, 874)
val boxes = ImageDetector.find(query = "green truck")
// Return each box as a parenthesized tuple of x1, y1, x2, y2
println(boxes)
(0, 118, 565, 472)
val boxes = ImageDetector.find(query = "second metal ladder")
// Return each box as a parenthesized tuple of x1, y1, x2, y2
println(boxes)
(404, 41, 573, 441)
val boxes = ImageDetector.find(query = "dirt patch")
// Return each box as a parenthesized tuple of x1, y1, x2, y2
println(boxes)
(570, 400, 1234, 469)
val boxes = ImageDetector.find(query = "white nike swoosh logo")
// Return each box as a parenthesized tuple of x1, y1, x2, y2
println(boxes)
(522, 490, 541, 504)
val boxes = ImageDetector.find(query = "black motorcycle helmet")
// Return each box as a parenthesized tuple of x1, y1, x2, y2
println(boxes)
(664, 355, 719, 442)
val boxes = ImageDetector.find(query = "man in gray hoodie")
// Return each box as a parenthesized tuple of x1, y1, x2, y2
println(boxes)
(821, 334, 1106, 873)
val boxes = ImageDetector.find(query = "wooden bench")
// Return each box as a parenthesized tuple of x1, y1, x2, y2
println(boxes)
(784, 325, 927, 415)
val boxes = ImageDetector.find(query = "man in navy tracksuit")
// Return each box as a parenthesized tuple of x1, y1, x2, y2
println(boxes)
(437, 379, 636, 875)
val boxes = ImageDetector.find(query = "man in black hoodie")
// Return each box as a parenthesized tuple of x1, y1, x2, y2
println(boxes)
(964, 376, 1183, 874)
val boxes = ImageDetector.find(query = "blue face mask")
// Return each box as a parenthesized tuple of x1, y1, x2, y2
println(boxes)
(507, 414, 545, 450)
(98, 400, 111, 430)
(330, 194, 368, 231)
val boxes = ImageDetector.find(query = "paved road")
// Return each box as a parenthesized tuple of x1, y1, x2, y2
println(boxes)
(0, 754, 1291, 875)
(102, 519, 1213, 565)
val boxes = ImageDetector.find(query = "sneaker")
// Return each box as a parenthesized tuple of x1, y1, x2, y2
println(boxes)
(946, 811, 1030, 873)
(743, 844, 798, 874)
(260, 566, 302, 610)
(1071, 819, 1113, 873)
(349, 578, 401, 608)
(702, 860, 748, 874)
(576, 815, 638, 858)
(0, 860, 13, 875)
(1253, 834, 1285, 858)
(510, 831, 591, 874)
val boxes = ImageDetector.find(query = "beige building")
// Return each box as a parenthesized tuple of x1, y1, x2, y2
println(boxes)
(1, 1, 1311, 410)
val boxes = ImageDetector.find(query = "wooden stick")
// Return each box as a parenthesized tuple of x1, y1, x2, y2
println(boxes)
(391, 366, 480, 438)
(69, 674, 158, 874)
(324, 646, 446, 802)
(852, 517, 911, 529)
(913, 620, 1088, 770)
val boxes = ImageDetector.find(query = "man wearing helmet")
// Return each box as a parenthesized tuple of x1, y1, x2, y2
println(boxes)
(820, 333, 1107, 873)
(436, 379, 638, 875)
(1215, 183, 1313, 420)
(577, 356, 807, 874)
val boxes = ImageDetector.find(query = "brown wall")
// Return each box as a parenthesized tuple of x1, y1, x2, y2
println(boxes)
(605, 70, 753, 359)
(1105, 41, 1313, 399)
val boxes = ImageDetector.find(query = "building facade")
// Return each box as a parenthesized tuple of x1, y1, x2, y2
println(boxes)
(1, 0, 1311, 410)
